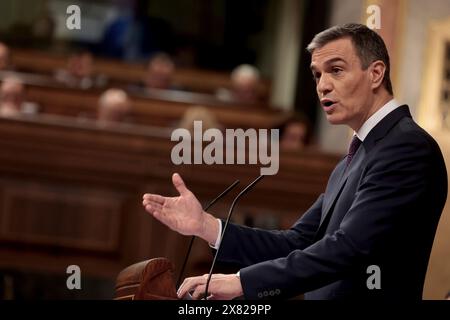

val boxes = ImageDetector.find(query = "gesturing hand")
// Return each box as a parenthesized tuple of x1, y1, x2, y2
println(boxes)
(142, 173, 204, 237)
(177, 273, 243, 300)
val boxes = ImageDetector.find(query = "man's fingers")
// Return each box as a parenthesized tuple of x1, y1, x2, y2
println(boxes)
(177, 275, 206, 298)
(177, 274, 229, 300)
(142, 194, 165, 216)
(172, 173, 189, 196)
(177, 277, 193, 298)
(192, 284, 207, 300)
(142, 193, 165, 205)
(144, 202, 162, 213)
(142, 199, 163, 209)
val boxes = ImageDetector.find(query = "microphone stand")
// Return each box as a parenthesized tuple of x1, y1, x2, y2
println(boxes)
(176, 180, 240, 289)
(204, 175, 265, 299)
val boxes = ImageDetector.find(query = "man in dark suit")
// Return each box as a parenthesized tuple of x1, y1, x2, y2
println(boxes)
(142, 23, 448, 300)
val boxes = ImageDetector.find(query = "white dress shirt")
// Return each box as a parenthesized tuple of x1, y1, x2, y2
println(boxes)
(355, 99, 399, 141)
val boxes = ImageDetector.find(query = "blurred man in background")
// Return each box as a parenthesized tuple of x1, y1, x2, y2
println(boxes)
(97, 88, 132, 124)
(178, 105, 222, 133)
(0, 77, 25, 116)
(279, 115, 310, 152)
(0, 76, 39, 116)
(216, 64, 262, 104)
(0, 42, 11, 71)
(144, 52, 176, 90)
(55, 50, 107, 89)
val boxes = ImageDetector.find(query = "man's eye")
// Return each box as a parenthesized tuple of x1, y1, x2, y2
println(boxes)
(332, 68, 342, 74)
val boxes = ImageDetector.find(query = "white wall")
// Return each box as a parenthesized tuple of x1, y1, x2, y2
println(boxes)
(270, 0, 304, 110)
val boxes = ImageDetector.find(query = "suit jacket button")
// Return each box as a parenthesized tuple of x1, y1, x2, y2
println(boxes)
(263, 291, 268, 297)
(269, 290, 275, 296)
(258, 293, 263, 298)
(275, 289, 281, 295)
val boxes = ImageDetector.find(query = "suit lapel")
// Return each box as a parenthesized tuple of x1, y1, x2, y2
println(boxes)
(315, 105, 412, 236)
(362, 105, 412, 152)
(319, 146, 365, 227)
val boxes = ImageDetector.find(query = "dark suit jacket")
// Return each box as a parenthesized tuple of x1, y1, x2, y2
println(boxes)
(216, 105, 448, 300)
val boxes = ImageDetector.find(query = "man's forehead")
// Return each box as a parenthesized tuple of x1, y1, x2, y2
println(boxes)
(310, 38, 355, 68)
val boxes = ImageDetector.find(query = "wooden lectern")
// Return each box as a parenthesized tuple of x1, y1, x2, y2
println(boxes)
(114, 257, 178, 300)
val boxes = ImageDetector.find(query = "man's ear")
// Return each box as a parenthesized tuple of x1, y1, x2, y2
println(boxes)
(369, 60, 386, 90)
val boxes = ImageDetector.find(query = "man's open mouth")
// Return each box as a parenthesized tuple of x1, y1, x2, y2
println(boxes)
(321, 99, 336, 108)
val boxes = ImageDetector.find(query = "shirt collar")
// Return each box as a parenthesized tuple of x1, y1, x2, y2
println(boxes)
(355, 99, 400, 141)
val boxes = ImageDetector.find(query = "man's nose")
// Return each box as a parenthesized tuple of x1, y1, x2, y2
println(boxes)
(317, 74, 333, 96)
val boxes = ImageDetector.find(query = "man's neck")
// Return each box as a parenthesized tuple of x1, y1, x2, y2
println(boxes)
(355, 95, 399, 141)
(353, 92, 394, 132)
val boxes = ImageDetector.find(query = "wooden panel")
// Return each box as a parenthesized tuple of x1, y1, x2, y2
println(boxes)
(0, 182, 122, 252)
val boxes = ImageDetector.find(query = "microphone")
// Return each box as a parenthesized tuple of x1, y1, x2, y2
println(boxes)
(176, 179, 240, 289)
(204, 175, 265, 299)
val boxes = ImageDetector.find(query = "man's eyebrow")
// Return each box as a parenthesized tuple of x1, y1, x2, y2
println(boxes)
(310, 57, 347, 71)
(324, 57, 347, 65)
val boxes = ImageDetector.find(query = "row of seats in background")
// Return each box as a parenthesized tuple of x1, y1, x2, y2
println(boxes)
(0, 41, 311, 152)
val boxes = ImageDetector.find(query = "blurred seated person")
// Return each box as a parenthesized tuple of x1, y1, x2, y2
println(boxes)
(179, 105, 221, 133)
(216, 64, 262, 104)
(55, 50, 107, 89)
(144, 52, 177, 90)
(0, 42, 11, 71)
(97, 88, 132, 124)
(279, 114, 311, 152)
(0, 77, 39, 117)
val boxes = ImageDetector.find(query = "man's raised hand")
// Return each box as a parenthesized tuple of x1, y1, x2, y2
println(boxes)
(142, 173, 205, 237)
(143, 173, 221, 246)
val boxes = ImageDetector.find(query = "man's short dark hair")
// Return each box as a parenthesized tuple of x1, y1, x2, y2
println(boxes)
(307, 23, 393, 95)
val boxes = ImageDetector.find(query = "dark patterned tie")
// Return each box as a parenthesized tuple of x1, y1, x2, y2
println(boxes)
(346, 135, 362, 167)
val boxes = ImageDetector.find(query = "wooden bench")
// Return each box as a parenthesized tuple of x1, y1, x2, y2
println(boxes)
(0, 70, 287, 129)
(10, 48, 271, 97)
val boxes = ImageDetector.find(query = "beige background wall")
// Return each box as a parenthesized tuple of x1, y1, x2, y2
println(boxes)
(414, 15, 450, 300)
